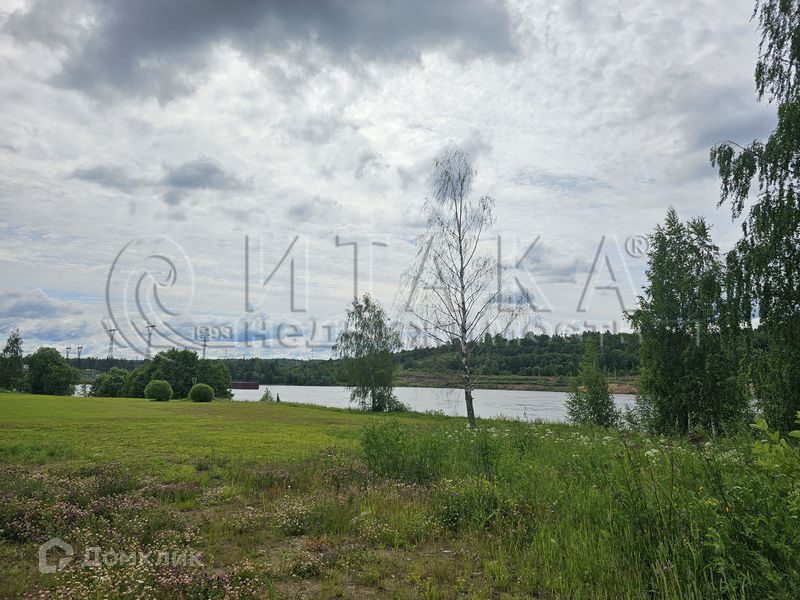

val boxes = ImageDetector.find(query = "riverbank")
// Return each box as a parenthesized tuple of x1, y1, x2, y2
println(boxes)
(394, 370, 638, 394)
(1, 393, 795, 598)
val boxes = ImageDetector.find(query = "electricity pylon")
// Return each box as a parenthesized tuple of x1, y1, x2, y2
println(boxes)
(107, 328, 117, 360)
(145, 322, 157, 359)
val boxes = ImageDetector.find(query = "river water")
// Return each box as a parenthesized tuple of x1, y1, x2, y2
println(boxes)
(233, 385, 635, 422)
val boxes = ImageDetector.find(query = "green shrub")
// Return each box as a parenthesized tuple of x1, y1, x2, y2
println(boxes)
(144, 379, 172, 401)
(90, 367, 130, 397)
(189, 383, 214, 402)
(260, 388, 274, 402)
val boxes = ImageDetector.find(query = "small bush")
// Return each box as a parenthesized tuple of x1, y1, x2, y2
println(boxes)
(144, 379, 172, 401)
(189, 383, 214, 402)
(260, 388, 274, 402)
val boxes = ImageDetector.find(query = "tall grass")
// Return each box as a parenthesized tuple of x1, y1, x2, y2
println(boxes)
(361, 419, 800, 598)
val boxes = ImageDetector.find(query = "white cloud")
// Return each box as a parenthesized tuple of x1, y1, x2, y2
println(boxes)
(0, 0, 774, 356)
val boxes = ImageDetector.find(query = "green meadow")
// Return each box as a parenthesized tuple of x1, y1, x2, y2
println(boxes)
(1, 392, 798, 598)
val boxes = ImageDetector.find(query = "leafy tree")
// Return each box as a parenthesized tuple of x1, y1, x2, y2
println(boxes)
(0, 329, 24, 391)
(90, 367, 130, 397)
(27, 347, 79, 396)
(333, 294, 404, 412)
(124, 365, 152, 398)
(710, 0, 800, 430)
(197, 358, 231, 398)
(628, 209, 748, 434)
(150, 349, 199, 398)
(566, 337, 617, 427)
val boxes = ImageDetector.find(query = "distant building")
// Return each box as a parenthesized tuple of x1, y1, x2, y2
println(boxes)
(230, 381, 259, 390)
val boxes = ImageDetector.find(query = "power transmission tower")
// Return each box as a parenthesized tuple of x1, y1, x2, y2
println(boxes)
(76, 345, 83, 370)
(107, 328, 117, 360)
(145, 322, 157, 359)
(65, 346, 71, 360)
(201, 329, 208, 359)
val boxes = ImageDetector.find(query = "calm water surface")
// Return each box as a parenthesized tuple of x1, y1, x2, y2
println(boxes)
(233, 385, 635, 422)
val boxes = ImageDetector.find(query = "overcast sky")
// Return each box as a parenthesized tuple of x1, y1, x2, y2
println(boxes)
(0, 0, 775, 359)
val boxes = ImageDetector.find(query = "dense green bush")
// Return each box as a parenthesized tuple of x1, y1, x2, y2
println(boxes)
(189, 383, 214, 402)
(124, 365, 151, 398)
(144, 379, 172, 401)
(90, 367, 129, 397)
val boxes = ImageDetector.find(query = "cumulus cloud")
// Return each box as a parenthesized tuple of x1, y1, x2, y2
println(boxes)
(71, 164, 145, 192)
(161, 157, 245, 191)
(69, 156, 247, 207)
(4, 0, 517, 102)
(516, 238, 592, 284)
(0, 289, 93, 348)
(0, 0, 775, 354)
(0, 289, 83, 320)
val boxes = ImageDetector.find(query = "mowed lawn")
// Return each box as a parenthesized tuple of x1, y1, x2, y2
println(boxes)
(0, 393, 410, 470)
(0, 393, 457, 599)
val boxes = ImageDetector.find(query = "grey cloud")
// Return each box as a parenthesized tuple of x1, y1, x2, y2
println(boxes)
(0, 289, 83, 320)
(28, 319, 93, 344)
(460, 129, 492, 159)
(637, 76, 775, 184)
(396, 131, 492, 192)
(70, 157, 245, 206)
(397, 166, 417, 191)
(162, 189, 185, 207)
(517, 239, 591, 284)
(287, 195, 340, 223)
(512, 169, 610, 194)
(679, 84, 774, 152)
(161, 157, 244, 191)
(71, 164, 145, 192)
(3, 0, 93, 49)
(354, 151, 387, 180)
(286, 115, 355, 145)
(6, 0, 516, 102)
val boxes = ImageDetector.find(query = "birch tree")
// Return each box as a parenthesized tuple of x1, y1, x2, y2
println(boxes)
(334, 294, 403, 412)
(402, 148, 529, 428)
(710, 0, 800, 431)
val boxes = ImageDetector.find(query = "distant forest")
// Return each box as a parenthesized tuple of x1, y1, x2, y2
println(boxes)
(69, 331, 641, 385)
